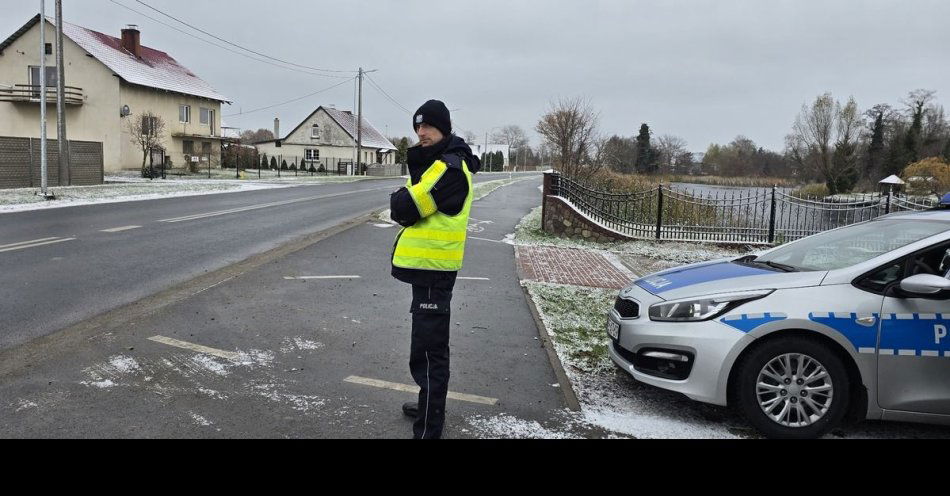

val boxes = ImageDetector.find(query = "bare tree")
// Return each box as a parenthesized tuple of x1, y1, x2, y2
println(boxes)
(127, 111, 166, 174)
(239, 128, 275, 144)
(787, 93, 863, 193)
(461, 130, 479, 144)
(491, 125, 529, 164)
(655, 134, 688, 174)
(535, 97, 599, 177)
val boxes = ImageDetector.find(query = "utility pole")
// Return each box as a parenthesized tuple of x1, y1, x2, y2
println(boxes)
(354, 67, 377, 176)
(39, 0, 51, 199)
(355, 67, 363, 176)
(55, 0, 69, 186)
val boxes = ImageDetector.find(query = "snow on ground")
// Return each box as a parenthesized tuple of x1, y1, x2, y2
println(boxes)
(0, 179, 292, 214)
(0, 172, 390, 214)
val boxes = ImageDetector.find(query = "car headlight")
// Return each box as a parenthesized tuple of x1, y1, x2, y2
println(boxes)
(648, 290, 773, 322)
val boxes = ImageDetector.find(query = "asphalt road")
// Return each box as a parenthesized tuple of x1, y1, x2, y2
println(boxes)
(0, 176, 596, 438)
(0, 172, 540, 350)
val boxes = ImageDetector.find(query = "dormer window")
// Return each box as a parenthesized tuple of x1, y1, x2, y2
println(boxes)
(311, 124, 320, 139)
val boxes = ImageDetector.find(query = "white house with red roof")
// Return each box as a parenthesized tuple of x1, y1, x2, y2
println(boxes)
(254, 106, 395, 172)
(0, 15, 229, 172)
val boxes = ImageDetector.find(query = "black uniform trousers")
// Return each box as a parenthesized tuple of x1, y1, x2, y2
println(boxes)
(409, 282, 454, 439)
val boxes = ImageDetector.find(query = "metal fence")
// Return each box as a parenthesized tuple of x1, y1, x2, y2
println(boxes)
(550, 172, 938, 245)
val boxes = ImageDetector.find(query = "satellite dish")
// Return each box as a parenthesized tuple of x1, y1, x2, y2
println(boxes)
(120, 105, 131, 117)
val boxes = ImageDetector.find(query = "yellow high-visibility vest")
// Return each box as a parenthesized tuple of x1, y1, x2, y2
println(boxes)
(392, 159, 473, 271)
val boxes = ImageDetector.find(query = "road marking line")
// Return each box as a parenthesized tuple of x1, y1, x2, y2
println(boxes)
(458, 277, 490, 281)
(469, 236, 504, 243)
(0, 237, 60, 250)
(0, 237, 75, 253)
(284, 275, 361, 280)
(158, 187, 390, 223)
(343, 376, 498, 406)
(100, 225, 141, 233)
(148, 336, 240, 360)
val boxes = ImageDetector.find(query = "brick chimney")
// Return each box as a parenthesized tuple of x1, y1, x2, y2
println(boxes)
(121, 25, 141, 58)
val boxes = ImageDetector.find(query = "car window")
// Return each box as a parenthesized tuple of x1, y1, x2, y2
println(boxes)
(856, 242, 950, 294)
(759, 219, 949, 271)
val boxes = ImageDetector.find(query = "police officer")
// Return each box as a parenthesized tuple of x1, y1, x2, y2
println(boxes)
(389, 100, 481, 439)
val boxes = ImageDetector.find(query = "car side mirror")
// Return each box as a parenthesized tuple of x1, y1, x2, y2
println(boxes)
(900, 274, 950, 296)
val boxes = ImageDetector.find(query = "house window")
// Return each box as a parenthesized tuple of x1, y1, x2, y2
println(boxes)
(305, 149, 320, 161)
(183, 140, 195, 154)
(28, 66, 57, 96)
(45, 43, 52, 55)
(179, 105, 191, 123)
(141, 115, 159, 136)
(311, 124, 320, 139)
(201, 142, 212, 154)
(200, 107, 213, 125)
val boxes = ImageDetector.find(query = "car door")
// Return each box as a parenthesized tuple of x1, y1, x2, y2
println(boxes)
(877, 242, 950, 415)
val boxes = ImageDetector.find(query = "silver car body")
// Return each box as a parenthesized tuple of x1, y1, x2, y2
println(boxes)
(608, 209, 950, 426)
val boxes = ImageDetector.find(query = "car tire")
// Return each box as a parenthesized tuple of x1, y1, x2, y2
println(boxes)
(734, 335, 850, 439)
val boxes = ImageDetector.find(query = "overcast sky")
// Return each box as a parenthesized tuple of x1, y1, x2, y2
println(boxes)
(4, 0, 950, 151)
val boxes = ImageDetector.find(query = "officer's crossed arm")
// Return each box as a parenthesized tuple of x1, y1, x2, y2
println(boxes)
(390, 160, 467, 227)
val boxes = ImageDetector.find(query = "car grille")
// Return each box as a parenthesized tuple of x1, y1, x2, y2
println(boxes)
(614, 297, 640, 319)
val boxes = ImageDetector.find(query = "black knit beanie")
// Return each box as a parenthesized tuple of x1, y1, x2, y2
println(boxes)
(413, 100, 452, 137)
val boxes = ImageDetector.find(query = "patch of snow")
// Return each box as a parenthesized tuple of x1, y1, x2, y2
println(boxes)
(467, 414, 582, 439)
(251, 383, 326, 413)
(189, 412, 213, 427)
(279, 337, 324, 353)
(0, 181, 295, 214)
(198, 388, 228, 400)
(14, 399, 38, 413)
(81, 379, 116, 389)
(108, 356, 141, 374)
(191, 354, 230, 377)
(233, 349, 276, 368)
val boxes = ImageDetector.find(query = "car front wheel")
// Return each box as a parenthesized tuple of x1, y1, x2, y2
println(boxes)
(734, 336, 850, 439)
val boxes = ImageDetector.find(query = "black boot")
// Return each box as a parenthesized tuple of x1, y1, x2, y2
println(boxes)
(402, 402, 418, 418)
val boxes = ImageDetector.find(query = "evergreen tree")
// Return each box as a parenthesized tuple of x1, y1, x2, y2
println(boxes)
(397, 137, 409, 164)
(635, 123, 656, 174)
(281, 159, 288, 170)
(270, 156, 278, 170)
(260, 153, 268, 169)
(866, 111, 885, 180)
(904, 101, 925, 166)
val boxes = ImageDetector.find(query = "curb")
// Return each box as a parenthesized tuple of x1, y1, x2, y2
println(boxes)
(515, 247, 582, 412)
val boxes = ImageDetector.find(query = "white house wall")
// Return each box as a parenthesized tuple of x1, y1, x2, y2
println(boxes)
(0, 20, 122, 170)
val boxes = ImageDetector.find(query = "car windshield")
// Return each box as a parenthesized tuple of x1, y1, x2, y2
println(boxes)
(754, 219, 950, 271)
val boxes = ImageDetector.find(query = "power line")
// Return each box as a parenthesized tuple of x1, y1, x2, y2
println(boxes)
(132, 0, 356, 75)
(222, 77, 356, 117)
(365, 74, 412, 114)
(108, 0, 351, 79)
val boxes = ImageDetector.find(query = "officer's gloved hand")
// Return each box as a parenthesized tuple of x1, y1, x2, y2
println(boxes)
(390, 187, 420, 227)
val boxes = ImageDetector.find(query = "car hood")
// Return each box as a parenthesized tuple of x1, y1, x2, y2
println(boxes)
(634, 258, 827, 301)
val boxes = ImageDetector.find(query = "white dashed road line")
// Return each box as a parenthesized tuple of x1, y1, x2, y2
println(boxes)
(458, 277, 490, 281)
(344, 375, 498, 406)
(284, 275, 361, 280)
(148, 335, 240, 360)
(100, 225, 142, 233)
(0, 237, 76, 253)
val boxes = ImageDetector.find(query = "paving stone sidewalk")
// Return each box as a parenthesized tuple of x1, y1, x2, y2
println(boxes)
(515, 245, 638, 289)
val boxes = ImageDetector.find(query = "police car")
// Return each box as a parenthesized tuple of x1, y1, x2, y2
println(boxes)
(607, 195, 950, 438)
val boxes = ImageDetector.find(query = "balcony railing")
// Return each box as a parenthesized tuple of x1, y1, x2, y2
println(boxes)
(0, 84, 84, 105)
